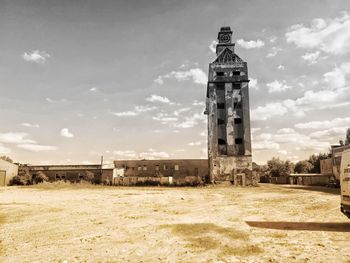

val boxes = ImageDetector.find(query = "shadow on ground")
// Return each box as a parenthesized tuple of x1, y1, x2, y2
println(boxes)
(282, 185, 340, 195)
(246, 221, 350, 232)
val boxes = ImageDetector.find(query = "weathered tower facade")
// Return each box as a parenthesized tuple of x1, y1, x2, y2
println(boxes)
(205, 27, 254, 186)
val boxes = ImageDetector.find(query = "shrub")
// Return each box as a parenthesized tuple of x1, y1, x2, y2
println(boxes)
(9, 176, 27, 186)
(33, 171, 49, 184)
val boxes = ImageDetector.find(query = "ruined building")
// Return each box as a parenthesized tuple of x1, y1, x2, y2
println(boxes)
(205, 27, 254, 185)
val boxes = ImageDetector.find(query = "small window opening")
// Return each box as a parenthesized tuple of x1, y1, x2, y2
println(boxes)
(138, 166, 142, 171)
(143, 165, 147, 171)
(233, 83, 241, 89)
(234, 102, 241, 109)
(155, 165, 159, 171)
(216, 72, 224, 76)
(234, 118, 242, 124)
(218, 118, 225, 125)
(217, 103, 225, 109)
(235, 138, 243, 144)
(232, 71, 240, 76)
(218, 139, 226, 145)
(174, 165, 179, 171)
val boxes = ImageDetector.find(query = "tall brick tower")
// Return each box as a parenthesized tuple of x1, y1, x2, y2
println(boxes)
(204, 27, 253, 185)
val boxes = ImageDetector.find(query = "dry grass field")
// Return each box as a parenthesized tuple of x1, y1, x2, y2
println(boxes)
(1, 183, 350, 262)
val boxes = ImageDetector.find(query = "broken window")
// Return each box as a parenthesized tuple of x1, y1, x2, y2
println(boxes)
(218, 118, 225, 125)
(138, 166, 142, 171)
(235, 138, 243, 144)
(155, 165, 159, 171)
(143, 165, 147, 171)
(174, 165, 179, 171)
(163, 164, 167, 170)
(232, 71, 240, 76)
(55, 174, 60, 180)
(233, 83, 241, 89)
(234, 118, 242, 124)
(216, 72, 224, 76)
(217, 103, 225, 109)
(218, 138, 226, 145)
(234, 102, 242, 109)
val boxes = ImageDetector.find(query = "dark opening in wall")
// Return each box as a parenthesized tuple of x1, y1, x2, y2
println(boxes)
(235, 138, 243, 144)
(233, 83, 241, 89)
(217, 83, 225, 90)
(232, 71, 240, 75)
(217, 118, 225, 125)
(217, 103, 225, 109)
(218, 138, 226, 145)
(216, 72, 224, 76)
(234, 118, 242, 124)
(234, 102, 242, 109)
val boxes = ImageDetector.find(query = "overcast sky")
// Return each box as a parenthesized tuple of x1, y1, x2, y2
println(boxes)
(1, 0, 350, 165)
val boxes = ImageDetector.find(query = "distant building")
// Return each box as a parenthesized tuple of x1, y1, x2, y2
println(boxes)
(205, 27, 253, 185)
(0, 159, 18, 186)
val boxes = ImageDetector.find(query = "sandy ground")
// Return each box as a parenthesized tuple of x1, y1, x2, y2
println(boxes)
(1, 183, 350, 263)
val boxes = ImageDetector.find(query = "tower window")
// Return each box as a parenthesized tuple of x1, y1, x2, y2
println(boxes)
(217, 103, 225, 109)
(234, 118, 242, 124)
(216, 72, 224, 76)
(174, 165, 179, 171)
(218, 139, 226, 145)
(232, 71, 240, 76)
(155, 165, 159, 171)
(218, 118, 225, 125)
(235, 138, 243, 144)
(163, 164, 167, 170)
(138, 166, 142, 171)
(234, 102, 241, 109)
(143, 165, 147, 171)
(233, 83, 241, 89)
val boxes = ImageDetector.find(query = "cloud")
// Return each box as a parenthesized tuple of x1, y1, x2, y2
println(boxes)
(249, 78, 258, 90)
(173, 107, 190, 116)
(155, 68, 207, 85)
(112, 105, 158, 117)
(301, 51, 320, 64)
(295, 117, 350, 129)
(0, 144, 11, 154)
(237, 39, 265, 49)
(21, 123, 39, 128)
(188, 141, 202, 146)
(266, 46, 282, 57)
(253, 140, 280, 150)
(209, 40, 218, 53)
(0, 132, 36, 144)
(113, 149, 169, 159)
(309, 127, 347, 139)
(192, 100, 205, 106)
(22, 50, 50, 64)
(145, 94, 174, 104)
(46, 97, 66, 103)
(152, 113, 178, 123)
(266, 80, 292, 93)
(175, 113, 206, 129)
(323, 62, 350, 90)
(89, 87, 99, 92)
(285, 12, 350, 55)
(17, 144, 57, 152)
(60, 128, 74, 138)
(277, 65, 285, 70)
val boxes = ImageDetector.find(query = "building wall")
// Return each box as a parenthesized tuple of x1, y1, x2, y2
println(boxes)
(0, 159, 18, 186)
(114, 159, 209, 183)
(26, 164, 112, 184)
(320, 158, 333, 175)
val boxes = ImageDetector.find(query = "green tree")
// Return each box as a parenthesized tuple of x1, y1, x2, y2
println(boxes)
(33, 171, 48, 184)
(267, 157, 294, 177)
(294, 160, 314, 174)
(308, 153, 329, 173)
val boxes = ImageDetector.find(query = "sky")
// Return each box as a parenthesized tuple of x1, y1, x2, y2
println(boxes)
(1, 0, 350, 165)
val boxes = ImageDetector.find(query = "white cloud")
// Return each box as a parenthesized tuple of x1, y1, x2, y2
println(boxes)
(309, 127, 347, 139)
(175, 113, 206, 129)
(253, 140, 280, 150)
(21, 123, 39, 128)
(323, 62, 350, 90)
(0, 132, 36, 144)
(295, 117, 350, 129)
(153, 76, 164, 85)
(188, 141, 202, 146)
(22, 50, 51, 64)
(89, 87, 98, 92)
(237, 39, 265, 49)
(146, 94, 173, 104)
(285, 12, 350, 55)
(60, 128, 74, 138)
(17, 144, 57, 152)
(173, 107, 190, 116)
(209, 40, 218, 53)
(249, 78, 258, 90)
(152, 113, 178, 123)
(301, 51, 320, 64)
(192, 100, 205, 106)
(266, 80, 292, 93)
(277, 65, 285, 70)
(155, 68, 207, 85)
(113, 149, 169, 159)
(252, 102, 289, 121)
(112, 105, 158, 117)
(0, 144, 11, 154)
(266, 46, 282, 57)
(269, 36, 277, 43)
